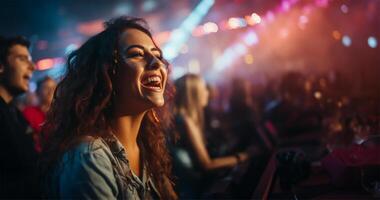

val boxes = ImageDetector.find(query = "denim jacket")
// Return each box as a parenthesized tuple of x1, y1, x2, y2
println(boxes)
(49, 136, 160, 199)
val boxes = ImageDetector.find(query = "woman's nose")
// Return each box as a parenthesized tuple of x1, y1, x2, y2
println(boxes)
(147, 55, 164, 70)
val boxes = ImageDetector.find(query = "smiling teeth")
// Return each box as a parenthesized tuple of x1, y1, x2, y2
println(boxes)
(143, 76, 161, 84)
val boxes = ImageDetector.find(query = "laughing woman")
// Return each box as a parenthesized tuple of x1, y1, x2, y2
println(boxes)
(40, 16, 177, 200)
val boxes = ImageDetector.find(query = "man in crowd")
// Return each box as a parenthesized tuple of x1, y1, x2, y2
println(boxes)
(0, 36, 40, 197)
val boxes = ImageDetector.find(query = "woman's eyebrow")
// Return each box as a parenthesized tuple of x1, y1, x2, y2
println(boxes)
(151, 47, 162, 56)
(124, 44, 145, 52)
(124, 44, 160, 52)
(151, 47, 160, 52)
(124, 45, 162, 55)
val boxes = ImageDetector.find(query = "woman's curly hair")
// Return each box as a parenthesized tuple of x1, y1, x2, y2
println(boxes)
(40, 16, 176, 199)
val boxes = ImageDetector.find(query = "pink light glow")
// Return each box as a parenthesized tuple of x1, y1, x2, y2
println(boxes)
(36, 58, 54, 70)
(315, 0, 329, 7)
(77, 19, 104, 36)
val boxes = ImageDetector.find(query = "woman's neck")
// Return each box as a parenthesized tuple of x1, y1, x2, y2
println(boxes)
(110, 112, 146, 178)
(181, 108, 202, 127)
(110, 112, 146, 149)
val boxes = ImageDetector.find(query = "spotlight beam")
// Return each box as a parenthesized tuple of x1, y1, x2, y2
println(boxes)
(163, 0, 215, 62)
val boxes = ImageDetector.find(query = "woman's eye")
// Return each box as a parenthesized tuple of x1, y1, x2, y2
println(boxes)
(153, 53, 163, 60)
(127, 51, 144, 58)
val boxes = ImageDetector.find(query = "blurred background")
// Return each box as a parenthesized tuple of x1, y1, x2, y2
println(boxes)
(1, 0, 379, 198)
(1, 0, 379, 91)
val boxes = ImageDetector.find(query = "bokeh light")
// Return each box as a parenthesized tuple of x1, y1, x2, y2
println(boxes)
(36, 58, 55, 70)
(332, 30, 341, 40)
(251, 13, 262, 24)
(203, 22, 219, 33)
(340, 4, 349, 14)
(342, 35, 352, 47)
(227, 17, 247, 29)
(244, 54, 254, 64)
(314, 91, 322, 100)
(368, 36, 377, 48)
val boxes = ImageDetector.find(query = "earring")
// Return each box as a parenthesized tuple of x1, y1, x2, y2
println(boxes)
(113, 49, 118, 63)
(151, 109, 160, 123)
(113, 49, 118, 75)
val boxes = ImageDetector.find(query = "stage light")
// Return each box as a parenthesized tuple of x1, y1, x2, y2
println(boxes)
(206, 0, 340, 83)
(203, 22, 218, 33)
(342, 35, 351, 47)
(314, 91, 322, 100)
(251, 13, 262, 24)
(340, 4, 349, 14)
(163, 0, 215, 61)
(36, 58, 55, 70)
(213, 42, 247, 73)
(227, 17, 246, 29)
(245, 15, 255, 26)
(368, 36, 377, 48)
(227, 18, 239, 29)
(332, 30, 341, 40)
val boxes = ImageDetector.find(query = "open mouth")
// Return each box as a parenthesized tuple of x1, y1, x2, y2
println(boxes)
(23, 74, 31, 81)
(141, 75, 162, 91)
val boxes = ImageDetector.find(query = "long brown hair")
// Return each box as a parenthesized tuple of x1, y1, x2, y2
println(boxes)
(174, 74, 205, 129)
(40, 16, 176, 199)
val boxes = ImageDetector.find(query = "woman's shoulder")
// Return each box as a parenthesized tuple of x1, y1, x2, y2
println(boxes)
(61, 136, 113, 162)
(52, 136, 119, 199)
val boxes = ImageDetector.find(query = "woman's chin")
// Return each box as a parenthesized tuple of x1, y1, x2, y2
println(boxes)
(146, 96, 165, 108)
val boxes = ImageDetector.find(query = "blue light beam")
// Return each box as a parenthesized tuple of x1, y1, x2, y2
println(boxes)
(163, 0, 215, 61)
